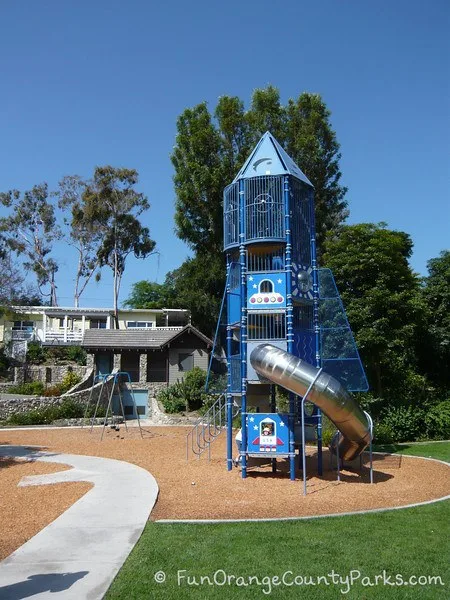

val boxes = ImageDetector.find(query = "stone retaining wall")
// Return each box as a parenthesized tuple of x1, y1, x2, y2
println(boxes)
(0, 379, 166, 421)
(20, 365, 89, 385)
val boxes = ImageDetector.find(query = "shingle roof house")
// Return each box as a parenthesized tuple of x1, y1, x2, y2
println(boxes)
(82, 324, 213, 386)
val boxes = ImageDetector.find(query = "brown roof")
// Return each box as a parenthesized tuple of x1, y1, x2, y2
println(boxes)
(82, 325, 212, 351)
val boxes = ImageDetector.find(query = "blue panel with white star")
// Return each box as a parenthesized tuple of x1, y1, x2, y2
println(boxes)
(247, 273, 287, 309)
(246, 413, 290, 454)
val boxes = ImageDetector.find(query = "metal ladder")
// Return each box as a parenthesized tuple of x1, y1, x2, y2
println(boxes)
(186, 394, 239, 461)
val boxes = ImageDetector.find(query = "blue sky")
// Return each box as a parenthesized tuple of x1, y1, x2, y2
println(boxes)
(0, 0, 448, 308)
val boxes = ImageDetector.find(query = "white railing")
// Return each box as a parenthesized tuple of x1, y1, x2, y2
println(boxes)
(44, 329, 84, 342)
(11, 330, 36, 341)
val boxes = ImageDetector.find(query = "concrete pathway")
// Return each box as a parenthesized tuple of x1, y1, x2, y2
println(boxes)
(0, 446, 158, 600)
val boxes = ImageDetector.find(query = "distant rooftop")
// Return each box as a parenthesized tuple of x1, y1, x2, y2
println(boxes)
(82, 325, 212, 350)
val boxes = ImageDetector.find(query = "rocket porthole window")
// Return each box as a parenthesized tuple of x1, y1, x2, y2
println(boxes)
(259, 280, 273, 294)
(297, 270, 312, 293)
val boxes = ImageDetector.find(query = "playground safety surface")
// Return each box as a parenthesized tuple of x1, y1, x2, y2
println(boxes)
(1, 426, 449, 558)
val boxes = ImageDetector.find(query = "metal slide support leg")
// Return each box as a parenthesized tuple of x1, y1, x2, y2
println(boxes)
(317, 408, 323, 476)
(271, 385, 277, 473)
(336, 436, 341, 482)
(289, 393, 296, 481)
(301, 368, 323, 496)
(364, 411, 374, 484)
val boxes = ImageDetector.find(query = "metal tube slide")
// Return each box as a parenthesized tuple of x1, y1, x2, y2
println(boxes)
(250, 344, 371, 461)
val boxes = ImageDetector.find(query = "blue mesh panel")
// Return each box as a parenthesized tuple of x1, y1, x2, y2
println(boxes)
(318, 268, 369, 392)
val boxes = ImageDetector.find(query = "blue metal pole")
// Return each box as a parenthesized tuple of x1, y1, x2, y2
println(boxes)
(309, 187, 323, 476)
(239, 179, 248, 479)
(270, 385, 277, 473)
(284, 175, 295, 481)
(226, 256, 233, 471)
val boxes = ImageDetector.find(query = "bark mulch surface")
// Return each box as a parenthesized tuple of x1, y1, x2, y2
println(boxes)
(0, 457, 92, 560)
(1, 427, 449, 525)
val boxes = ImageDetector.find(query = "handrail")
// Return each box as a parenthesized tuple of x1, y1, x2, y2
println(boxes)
(186, 394, 239, 461)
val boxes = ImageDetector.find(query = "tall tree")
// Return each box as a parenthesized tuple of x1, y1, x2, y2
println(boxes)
(285, 93, 348, 246)
(123, 280, 177, 310)
(166, 87, 348, 335)
(172, 86, 347, 255)
(421, 250, 450, 389)
(0, 184, 61, 305)
(80, 166, 156, 326)
(56, 175, 102, 307)
(322, 223, 426, 404)
(0, 252, 41, 307)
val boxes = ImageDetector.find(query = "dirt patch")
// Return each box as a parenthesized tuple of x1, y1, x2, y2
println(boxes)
(0, 427, 449, 527)
(0, 457, 92, 560)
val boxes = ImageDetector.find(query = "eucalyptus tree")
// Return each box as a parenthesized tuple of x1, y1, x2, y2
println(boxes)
(0, 183, 61, 306)
(79, 166, 156, 326)
(56, 175, 102, 308)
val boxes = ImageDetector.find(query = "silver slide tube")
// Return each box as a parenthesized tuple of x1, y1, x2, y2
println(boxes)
(250, 344, 371, 461)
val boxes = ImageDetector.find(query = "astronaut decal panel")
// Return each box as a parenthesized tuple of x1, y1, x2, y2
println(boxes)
(247, 273, 287, 309)
(247, 413, 290, 454)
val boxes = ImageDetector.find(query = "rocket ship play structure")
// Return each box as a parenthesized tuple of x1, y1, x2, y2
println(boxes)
(206, 132, 372, 484)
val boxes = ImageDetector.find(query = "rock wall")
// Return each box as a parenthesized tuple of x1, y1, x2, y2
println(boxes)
(19, 365, 89, 385)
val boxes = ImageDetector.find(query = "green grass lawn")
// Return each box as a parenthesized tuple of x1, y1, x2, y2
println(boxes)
(373, 441, 450, 463)
(106, 443, 450, 599)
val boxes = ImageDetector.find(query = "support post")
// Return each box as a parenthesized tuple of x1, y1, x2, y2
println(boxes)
(309, 187, 322, 476)
(270, 385, 277, 473)
(284, 175, 296, 481)
(301, 368, 323, 496)
(239, 179, 248, 479)
(226, 256, 233, 471)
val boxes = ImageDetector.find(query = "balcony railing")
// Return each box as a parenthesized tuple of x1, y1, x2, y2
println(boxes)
(11, 330, 37, 341)
(45, 329, 84, 342)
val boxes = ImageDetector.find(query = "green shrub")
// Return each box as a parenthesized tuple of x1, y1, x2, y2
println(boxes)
(57, 398, 84, 419)
(66, 346, 87, 365)
(7, 405, 59, 426)
(8, 381, 45, 395)
(425, 400, 450, 440)
(26, 341, 46, 364)
(157, 367, 212, 414)
(321, 416, 336, 446)
(158, 384, 187, 414)
(378, 405, 424, 443)
(44, 346, 70, 363)
(373, 421, 395, 444)
(60, 371, 81, 393)
(6, 398, 85, 425)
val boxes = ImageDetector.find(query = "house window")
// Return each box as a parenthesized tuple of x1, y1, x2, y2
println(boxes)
(58, 317, 75, 329)
(90, 318, 107, 329)
(178, 353, 194, 372)
(127, 321, 154, 329)
(12, 321, 35, 331)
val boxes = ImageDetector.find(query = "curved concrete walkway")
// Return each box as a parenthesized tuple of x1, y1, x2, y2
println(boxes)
(0, 446, 158, 600)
